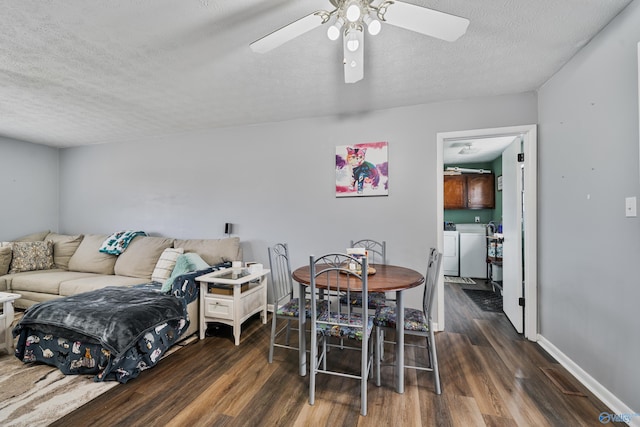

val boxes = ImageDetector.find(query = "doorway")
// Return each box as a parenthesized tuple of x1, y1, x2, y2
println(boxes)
(436, 125, 538, 341)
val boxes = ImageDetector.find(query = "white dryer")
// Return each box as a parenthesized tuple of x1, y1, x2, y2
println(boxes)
(443, 230, 459, 276)
(457, 224, 487, 279)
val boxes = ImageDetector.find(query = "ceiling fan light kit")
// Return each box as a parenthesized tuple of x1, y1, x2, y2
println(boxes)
(459, 143, 481, 154)
(327, 17, 345, 40)
(250, 0, 470, 84)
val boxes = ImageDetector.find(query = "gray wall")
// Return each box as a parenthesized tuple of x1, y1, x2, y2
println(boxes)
(0, 137, 59, 240)
(538, 0, 640, 411)
(59, 92, 537, 310)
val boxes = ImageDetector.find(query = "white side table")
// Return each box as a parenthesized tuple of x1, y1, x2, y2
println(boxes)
(197, 268, 269, 346)
(0, 292, 21, 354)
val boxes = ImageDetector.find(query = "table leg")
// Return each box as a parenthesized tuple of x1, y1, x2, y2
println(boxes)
(298, 282, 307, 376)
(2, 301, 12, 352)
(396, 290, 404, 393)
(233, 323, 241, 346)
(261, 276, 268, 324)
(199, 283, 206, 340)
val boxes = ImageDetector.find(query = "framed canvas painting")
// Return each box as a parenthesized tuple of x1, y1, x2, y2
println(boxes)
(335, 142, 388, 197)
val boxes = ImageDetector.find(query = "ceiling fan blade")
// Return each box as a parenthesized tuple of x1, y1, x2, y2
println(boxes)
(250, 11, 329, 54)
(343, 29, 364, 83)
(380, 1, 469, 42)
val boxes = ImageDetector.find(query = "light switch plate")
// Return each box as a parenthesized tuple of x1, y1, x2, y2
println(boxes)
(625, 196, 637, 217)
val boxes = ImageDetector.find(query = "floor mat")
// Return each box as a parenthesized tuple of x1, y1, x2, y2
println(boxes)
(444, 276, 476, 285)
(462, 289, 503, 313)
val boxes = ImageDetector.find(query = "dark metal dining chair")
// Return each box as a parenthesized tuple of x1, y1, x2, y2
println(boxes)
(308, 253, 375, 416)
(374, 248, 443, 394)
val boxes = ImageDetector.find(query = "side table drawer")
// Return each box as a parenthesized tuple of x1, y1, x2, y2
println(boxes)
(204, 297, 233, 320)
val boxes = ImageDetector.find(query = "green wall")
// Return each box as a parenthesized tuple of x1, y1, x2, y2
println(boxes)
(444, 160, 502, 226)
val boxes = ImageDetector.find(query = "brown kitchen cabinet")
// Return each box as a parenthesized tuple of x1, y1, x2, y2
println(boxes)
(444, 173, 495, 209)
(443, 175, 466, 209)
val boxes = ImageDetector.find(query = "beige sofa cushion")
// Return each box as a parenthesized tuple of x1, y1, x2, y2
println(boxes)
(12, 291, 59, 310)
(68, 234, 117, 275)
(9, 270, 94, 295)
(114, 236, 174, 279)
(59, 275, 147, 296)
(173, 237, 241, 265)
(0, 246, 11, 275)
(46, 232, 84, 270)
(0, 277, 6, 292)
(14, 230, 50, 242)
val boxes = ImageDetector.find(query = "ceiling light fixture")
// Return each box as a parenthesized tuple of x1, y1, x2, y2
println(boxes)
(363, 14, 381, 36)
(345, 30, 360, 52)
(459, 143, 481, 155)
(345, 1, 361, 22)
(327, 16, 345, 41)
(250, 0, 470, 84)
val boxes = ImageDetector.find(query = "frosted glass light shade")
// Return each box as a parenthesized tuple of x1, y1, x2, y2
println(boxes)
(327, 25, 340, 40)
(364, 15, 381, 35)
(347, 38, 360, 52)
(346, 4, 361, 22)
(327, 17, 345, 41)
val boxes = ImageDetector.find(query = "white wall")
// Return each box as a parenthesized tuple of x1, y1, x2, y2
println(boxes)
(0, 137, 59, 240)
(59, 92, 536, 312)
(538, 0, 640, 412)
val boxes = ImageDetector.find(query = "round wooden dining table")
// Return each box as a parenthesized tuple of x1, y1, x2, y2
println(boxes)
(292, 263, 424, 394)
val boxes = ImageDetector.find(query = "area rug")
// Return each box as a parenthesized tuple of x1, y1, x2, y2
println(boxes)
(462, 288, 503, 313)
(0, 332, 196, 427)
(444, 276, 476, 285)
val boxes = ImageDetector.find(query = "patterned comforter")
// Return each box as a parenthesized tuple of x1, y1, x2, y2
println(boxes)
(12, 264, 227, 383)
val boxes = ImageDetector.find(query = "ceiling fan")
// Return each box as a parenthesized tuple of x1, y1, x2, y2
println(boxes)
(250, 0, 469, 84)
(459, 143, 481, 154)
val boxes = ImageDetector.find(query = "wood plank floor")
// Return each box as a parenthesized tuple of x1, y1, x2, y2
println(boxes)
(52, 281, 621, 426)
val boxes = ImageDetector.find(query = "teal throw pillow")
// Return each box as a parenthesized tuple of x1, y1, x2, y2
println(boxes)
(161, 253, 210, 292)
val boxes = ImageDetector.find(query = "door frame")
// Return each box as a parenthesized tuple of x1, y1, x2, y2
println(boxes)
(436, 124, 538, 341)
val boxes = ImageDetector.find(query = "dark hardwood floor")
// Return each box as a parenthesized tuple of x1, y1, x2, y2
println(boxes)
(52, 281, 620, 426)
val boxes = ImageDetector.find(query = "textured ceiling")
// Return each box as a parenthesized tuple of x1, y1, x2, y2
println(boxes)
(0, 0, 633, 148)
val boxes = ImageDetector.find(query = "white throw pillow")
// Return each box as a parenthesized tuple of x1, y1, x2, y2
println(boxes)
(151, 247, 184, 283)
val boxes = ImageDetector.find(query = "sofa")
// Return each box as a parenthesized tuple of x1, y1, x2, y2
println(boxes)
(0, 230, 242, 338)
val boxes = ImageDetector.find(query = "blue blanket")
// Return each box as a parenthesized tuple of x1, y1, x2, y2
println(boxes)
(99, 230, 147, 255)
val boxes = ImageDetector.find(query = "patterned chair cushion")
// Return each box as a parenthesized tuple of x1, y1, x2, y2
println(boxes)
(374, 306, 429, 333)
(339, 291, 388, 309)
(315, 312, 374, 341)
(276, 298, 328, 318)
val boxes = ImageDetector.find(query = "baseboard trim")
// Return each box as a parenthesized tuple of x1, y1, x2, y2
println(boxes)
(537, 335, 639, 427)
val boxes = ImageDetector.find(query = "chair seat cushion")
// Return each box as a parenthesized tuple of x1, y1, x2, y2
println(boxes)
(277, 298, 328, 318)
(316, 312, 374, 340)
(339, 291, 388, 309)
(374, 306, 429, 332)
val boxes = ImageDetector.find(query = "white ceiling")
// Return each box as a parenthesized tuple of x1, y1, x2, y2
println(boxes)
(0, 0, 633, 148)
(443, 136, 516, 164)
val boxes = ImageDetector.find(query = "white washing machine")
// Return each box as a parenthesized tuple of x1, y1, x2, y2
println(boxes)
(443, 230, 459, 276)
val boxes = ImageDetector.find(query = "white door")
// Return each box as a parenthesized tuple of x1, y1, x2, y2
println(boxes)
(502, 138, 524, 333)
